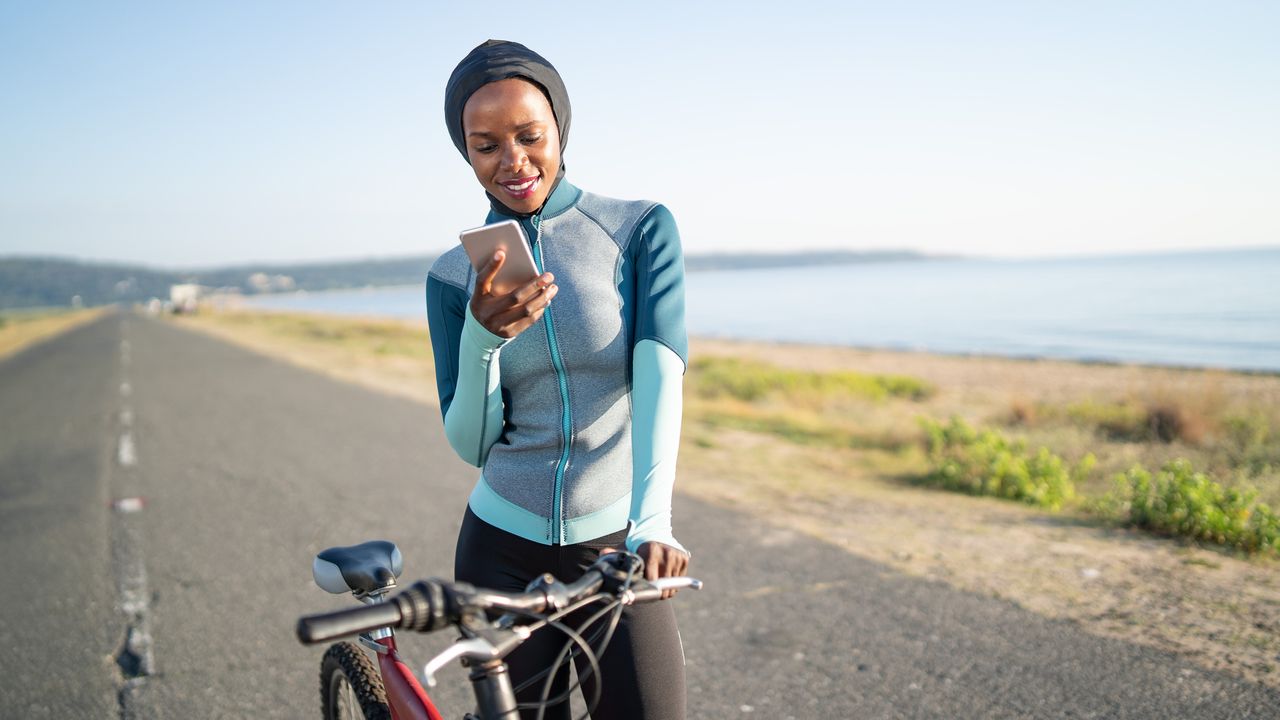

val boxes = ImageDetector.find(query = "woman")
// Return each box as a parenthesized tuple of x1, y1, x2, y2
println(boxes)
(425, 40, 690, 720)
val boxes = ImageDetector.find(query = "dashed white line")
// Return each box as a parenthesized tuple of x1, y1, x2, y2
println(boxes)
(120, 381, 132, 398)
(112, 503, 156, 690)
(118, 433, 137, 467)
(120, 407, 133, 427)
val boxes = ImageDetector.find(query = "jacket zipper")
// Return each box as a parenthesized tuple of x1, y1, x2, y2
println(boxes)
(531, 215, 573, 544)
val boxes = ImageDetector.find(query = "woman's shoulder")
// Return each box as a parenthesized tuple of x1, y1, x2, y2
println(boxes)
(573, 190, 674, 245)
(427, 244, 472, 290)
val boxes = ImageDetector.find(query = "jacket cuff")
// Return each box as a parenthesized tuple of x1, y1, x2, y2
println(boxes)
(463, 305, 510, 353)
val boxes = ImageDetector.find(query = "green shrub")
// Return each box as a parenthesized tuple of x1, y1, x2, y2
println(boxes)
(919, 417, 1090, 510)
(1221, 412, 1279, 477)
(1109, 460, 1280, 553)
(691, 356, 933, 403)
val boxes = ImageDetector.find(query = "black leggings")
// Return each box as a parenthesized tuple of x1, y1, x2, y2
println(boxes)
(454, 507, 687, 720)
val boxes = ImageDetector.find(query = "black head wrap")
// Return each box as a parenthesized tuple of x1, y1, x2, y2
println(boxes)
(444, 40, 571, 215)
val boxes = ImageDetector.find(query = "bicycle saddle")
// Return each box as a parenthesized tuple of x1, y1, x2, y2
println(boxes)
(313, 540, 403, 595)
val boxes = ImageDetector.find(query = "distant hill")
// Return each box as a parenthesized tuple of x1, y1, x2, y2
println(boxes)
(0, 250, 933, 310)
(685, 250, 929, 271)
(0, 256, 435, 310)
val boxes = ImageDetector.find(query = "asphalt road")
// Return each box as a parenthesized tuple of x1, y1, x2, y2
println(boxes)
(2, 310, 1278, 719)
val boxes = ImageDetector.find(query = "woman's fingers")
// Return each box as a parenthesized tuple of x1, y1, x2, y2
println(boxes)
(511, 272, 555, 304)
(476, 251, 506, 296)
(471, 263, 557, 338)
(638, 541, 690, 598)
(486, 283, 557, 334)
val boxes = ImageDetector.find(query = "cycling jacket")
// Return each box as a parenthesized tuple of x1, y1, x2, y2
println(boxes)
(426, 179, 687, 552)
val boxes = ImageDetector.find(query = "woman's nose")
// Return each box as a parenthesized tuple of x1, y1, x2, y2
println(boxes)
(501, 143, 528, 172)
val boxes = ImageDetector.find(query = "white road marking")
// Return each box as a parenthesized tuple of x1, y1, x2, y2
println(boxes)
(112, 510, 156, 680)
(112, 497, 145, 513)
(118, 433, 137, 467)
(113, 326, 154, 708)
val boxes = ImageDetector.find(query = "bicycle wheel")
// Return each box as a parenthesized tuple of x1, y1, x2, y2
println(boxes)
(319, 642, 392, 720)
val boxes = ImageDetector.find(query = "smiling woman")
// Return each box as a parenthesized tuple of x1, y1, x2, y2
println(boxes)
(462, 79, 561, 213)
(425, 39, 691, 720)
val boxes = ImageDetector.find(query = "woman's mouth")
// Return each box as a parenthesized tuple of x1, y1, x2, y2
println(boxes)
(498, 175, 540, 200)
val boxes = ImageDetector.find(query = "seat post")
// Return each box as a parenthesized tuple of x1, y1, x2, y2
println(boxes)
(356, 585, 396, 644)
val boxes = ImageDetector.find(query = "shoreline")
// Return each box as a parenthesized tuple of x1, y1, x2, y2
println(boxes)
(693, 334, 1280, 378)
(236, 290, 1280, 380)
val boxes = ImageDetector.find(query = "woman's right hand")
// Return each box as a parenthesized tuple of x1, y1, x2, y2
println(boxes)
(471, 250, 558, 339)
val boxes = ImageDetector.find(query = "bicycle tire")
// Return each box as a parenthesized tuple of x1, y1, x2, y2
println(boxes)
(319, 641, 392, 720)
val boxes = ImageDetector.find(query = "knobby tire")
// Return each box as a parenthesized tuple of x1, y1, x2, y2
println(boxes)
(320, 641, 392, 720)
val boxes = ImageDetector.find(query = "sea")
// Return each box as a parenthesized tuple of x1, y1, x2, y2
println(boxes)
(244, 247, 1280, 373)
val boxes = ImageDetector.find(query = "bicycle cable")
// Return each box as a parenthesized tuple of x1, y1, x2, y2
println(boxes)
(520, 554, 643, 720)
(525, 599, 627, 720)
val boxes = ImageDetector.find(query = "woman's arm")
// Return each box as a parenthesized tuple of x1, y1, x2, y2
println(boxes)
(426, 274, 508, 467)
(626, 339, 687, 553)
(624, 204, 690, 563)
(427, 252, 557, 467)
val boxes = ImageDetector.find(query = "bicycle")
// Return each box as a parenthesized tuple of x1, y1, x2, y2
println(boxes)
(296, 540, 702, 720)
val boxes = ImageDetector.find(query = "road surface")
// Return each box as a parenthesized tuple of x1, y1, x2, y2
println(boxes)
(2, 310, 1277, 718)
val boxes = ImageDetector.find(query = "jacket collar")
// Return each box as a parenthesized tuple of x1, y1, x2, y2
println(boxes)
(485, 178, 581, 224)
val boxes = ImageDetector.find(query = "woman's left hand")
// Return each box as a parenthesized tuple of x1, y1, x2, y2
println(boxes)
(599, 541, 689, 598)
(637, 542, 690, 599)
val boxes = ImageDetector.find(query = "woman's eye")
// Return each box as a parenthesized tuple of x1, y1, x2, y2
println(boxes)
(474, 144, 496, 154)
(520, 135, 542, 145)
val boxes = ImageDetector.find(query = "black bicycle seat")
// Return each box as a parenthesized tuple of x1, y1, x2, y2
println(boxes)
(313, 540, 403, 595)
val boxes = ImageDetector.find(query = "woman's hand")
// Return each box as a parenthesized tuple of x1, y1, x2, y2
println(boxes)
(639, 541, 689, 599)
(599, 541, 690, 599)
(471, 250, 557, 338)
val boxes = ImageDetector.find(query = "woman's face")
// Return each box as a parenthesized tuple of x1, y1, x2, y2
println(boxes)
(462, 78, 561, 215)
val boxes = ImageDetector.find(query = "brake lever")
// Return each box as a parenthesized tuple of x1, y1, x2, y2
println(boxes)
(421, 627, 532, 686)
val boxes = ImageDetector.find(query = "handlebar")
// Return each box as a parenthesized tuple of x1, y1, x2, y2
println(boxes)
(296, 553, 701, 645)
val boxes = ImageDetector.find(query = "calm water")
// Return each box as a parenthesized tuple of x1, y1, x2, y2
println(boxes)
(246, 248, 1280, 372)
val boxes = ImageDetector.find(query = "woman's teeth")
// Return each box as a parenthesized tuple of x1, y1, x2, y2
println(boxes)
(503, 177, 538, 193)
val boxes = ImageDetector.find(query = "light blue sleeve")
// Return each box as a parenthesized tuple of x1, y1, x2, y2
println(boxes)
(441, 306, 509, 467)
(624, 339, 687, 554)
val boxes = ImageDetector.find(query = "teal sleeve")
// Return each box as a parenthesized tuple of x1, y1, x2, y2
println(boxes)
(430, 285, 508, 467)
(629, 204, 688, 368)
(624, 339, 687, 554)
(426, 274, 466, 418)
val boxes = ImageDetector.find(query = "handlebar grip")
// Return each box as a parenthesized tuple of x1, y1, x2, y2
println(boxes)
(626, 577, 703, 605)
(627, 587, 666, 604)
(297, 602, 403, 644)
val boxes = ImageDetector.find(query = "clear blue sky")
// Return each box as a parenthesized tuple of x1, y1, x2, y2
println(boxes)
(2, 1, 1277, 267)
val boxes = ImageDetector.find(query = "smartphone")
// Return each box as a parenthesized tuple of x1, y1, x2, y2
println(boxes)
(459, 220, 541, 296)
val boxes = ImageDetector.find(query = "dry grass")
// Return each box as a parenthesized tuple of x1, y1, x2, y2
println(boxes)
(169, 308, 438, 406)
(0, 307, 108, 361)
(169, 307, 1280, 687)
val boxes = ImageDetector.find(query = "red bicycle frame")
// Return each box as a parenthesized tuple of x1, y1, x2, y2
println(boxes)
(373, 635, 443, 720)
